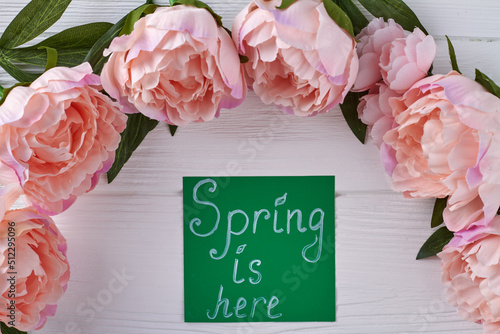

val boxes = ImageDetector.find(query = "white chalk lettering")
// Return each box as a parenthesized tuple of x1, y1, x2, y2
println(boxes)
(189, 179, 326, 262)
(190, 179, 220, 237)
(302, 208, 324, 263)
(207, 285, 282, 320)
(249, 259, 262, 284)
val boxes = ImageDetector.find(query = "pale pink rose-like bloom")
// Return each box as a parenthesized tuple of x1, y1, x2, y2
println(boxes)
(439, 225, 500, 330)
(358, 83, 400, 147)
(444, 182, 500, 240)
(0, 207, 70, 331)
(0, 63, 127, 215)
(443, 136, 500, 238)
(351, 18, 405, 92)
(233, 0, 358, 117)
(379, 28, 436, 93)
(101, 5, 246, 126)
(383, 72, 500, 205)
(357, 83, 401, 175)
(483, 321, 500, 333)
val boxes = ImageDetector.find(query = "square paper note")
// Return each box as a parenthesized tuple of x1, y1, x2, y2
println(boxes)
(183, 176, 335, 322)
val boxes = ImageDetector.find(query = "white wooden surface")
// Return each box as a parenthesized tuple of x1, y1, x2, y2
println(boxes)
(2, 0, 500, 333)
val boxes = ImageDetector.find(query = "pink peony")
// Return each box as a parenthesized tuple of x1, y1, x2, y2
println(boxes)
(0, 207, 70, 331)
(101, 5, 246, 126)
(439, 226, 500, 330)
(358, 83, 400, 147)
(233, 0, 358, 116)
(443, 135, 500, 237)
(351, 18, 405, 92)
(483, 321, 500, 332)
(383, 72, 500, 203)
(357, 83, 401, 175)
(379, 28, 436, 93)
(0, 63, 127, 215)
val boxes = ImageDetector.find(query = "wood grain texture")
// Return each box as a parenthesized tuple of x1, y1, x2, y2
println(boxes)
(1, 0, 498, 333)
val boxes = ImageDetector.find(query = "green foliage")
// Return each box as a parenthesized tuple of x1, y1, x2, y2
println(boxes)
(107, 113, 159, 183)
(0, 0, 71, 49)
(0, 0, 113, 82)
(323, 0, 355, 37)
(357, 0, 428, 34)
(239, 55, 249, 64)
(416, 226, 454, 260)
(0, 55, 38, 82)
(1, 322, 27, 334)
(333, 0, 369, 36)
(445, 36, 461, 74)
(38, 46, 58, 71)
(277, 0, 298, 9)
(430, 197, 447, 228)
(119, 4, 157, 36)
(2, 23, 112, 71)
(475, 69, 500, 99)
(340, 91, 367, 144)
(84, 17, 127, 75)
(168, 124, 178, 136)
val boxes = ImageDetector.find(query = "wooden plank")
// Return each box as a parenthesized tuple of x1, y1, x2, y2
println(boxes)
(0, 0, 496, 333)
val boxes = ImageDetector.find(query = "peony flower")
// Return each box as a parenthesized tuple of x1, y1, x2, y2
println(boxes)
(358, 83, 400, 147)
(357, 83, 401, 175)
(233, 0, 358, 116)
(383, 72, 500, 202)
(439, 225, 500, 330)
(0, 207, 70, 331)
(101, 5, 246, 126)
(0, 63, 127, 215)
(483, 321, 500, 332)
(379, 28, 436, 93)
(351, 18, 405, 92)
(442, 135, 500, 236)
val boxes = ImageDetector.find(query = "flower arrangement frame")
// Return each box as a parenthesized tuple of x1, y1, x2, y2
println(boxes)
(0, 0, 499, 333)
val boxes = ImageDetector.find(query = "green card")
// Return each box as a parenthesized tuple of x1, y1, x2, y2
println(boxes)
(183, 176, 335, 322)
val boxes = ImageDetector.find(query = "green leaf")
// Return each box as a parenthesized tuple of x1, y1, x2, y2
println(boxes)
(416, 226, 454, 260)
(0, 54, 39, 82)
(168, 124, 178, 136)
(340, 91, 367, 144)
(475, 69, 500, 99)
(239, 55, 249, 63)
(119, 4, 157, 36)
(334, 0, 369, 36)
(33, 22, 113, 50)
(430, 196, 448, 228)
(1, 322, 27, 334)
(323, 0, 355, 37)
(170, 0, 223, 27)
(277, 0, 298, 9)
(38, 46, 58, 71)
(84, 17, 127, 74)
(357, 0, 428, 34)
(2, 23, 113, 68)
(107, 113, 159, 183)
(0, 82, 31, 105)
(0, 0, 72, 49)
(445, 36, 461, 74)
